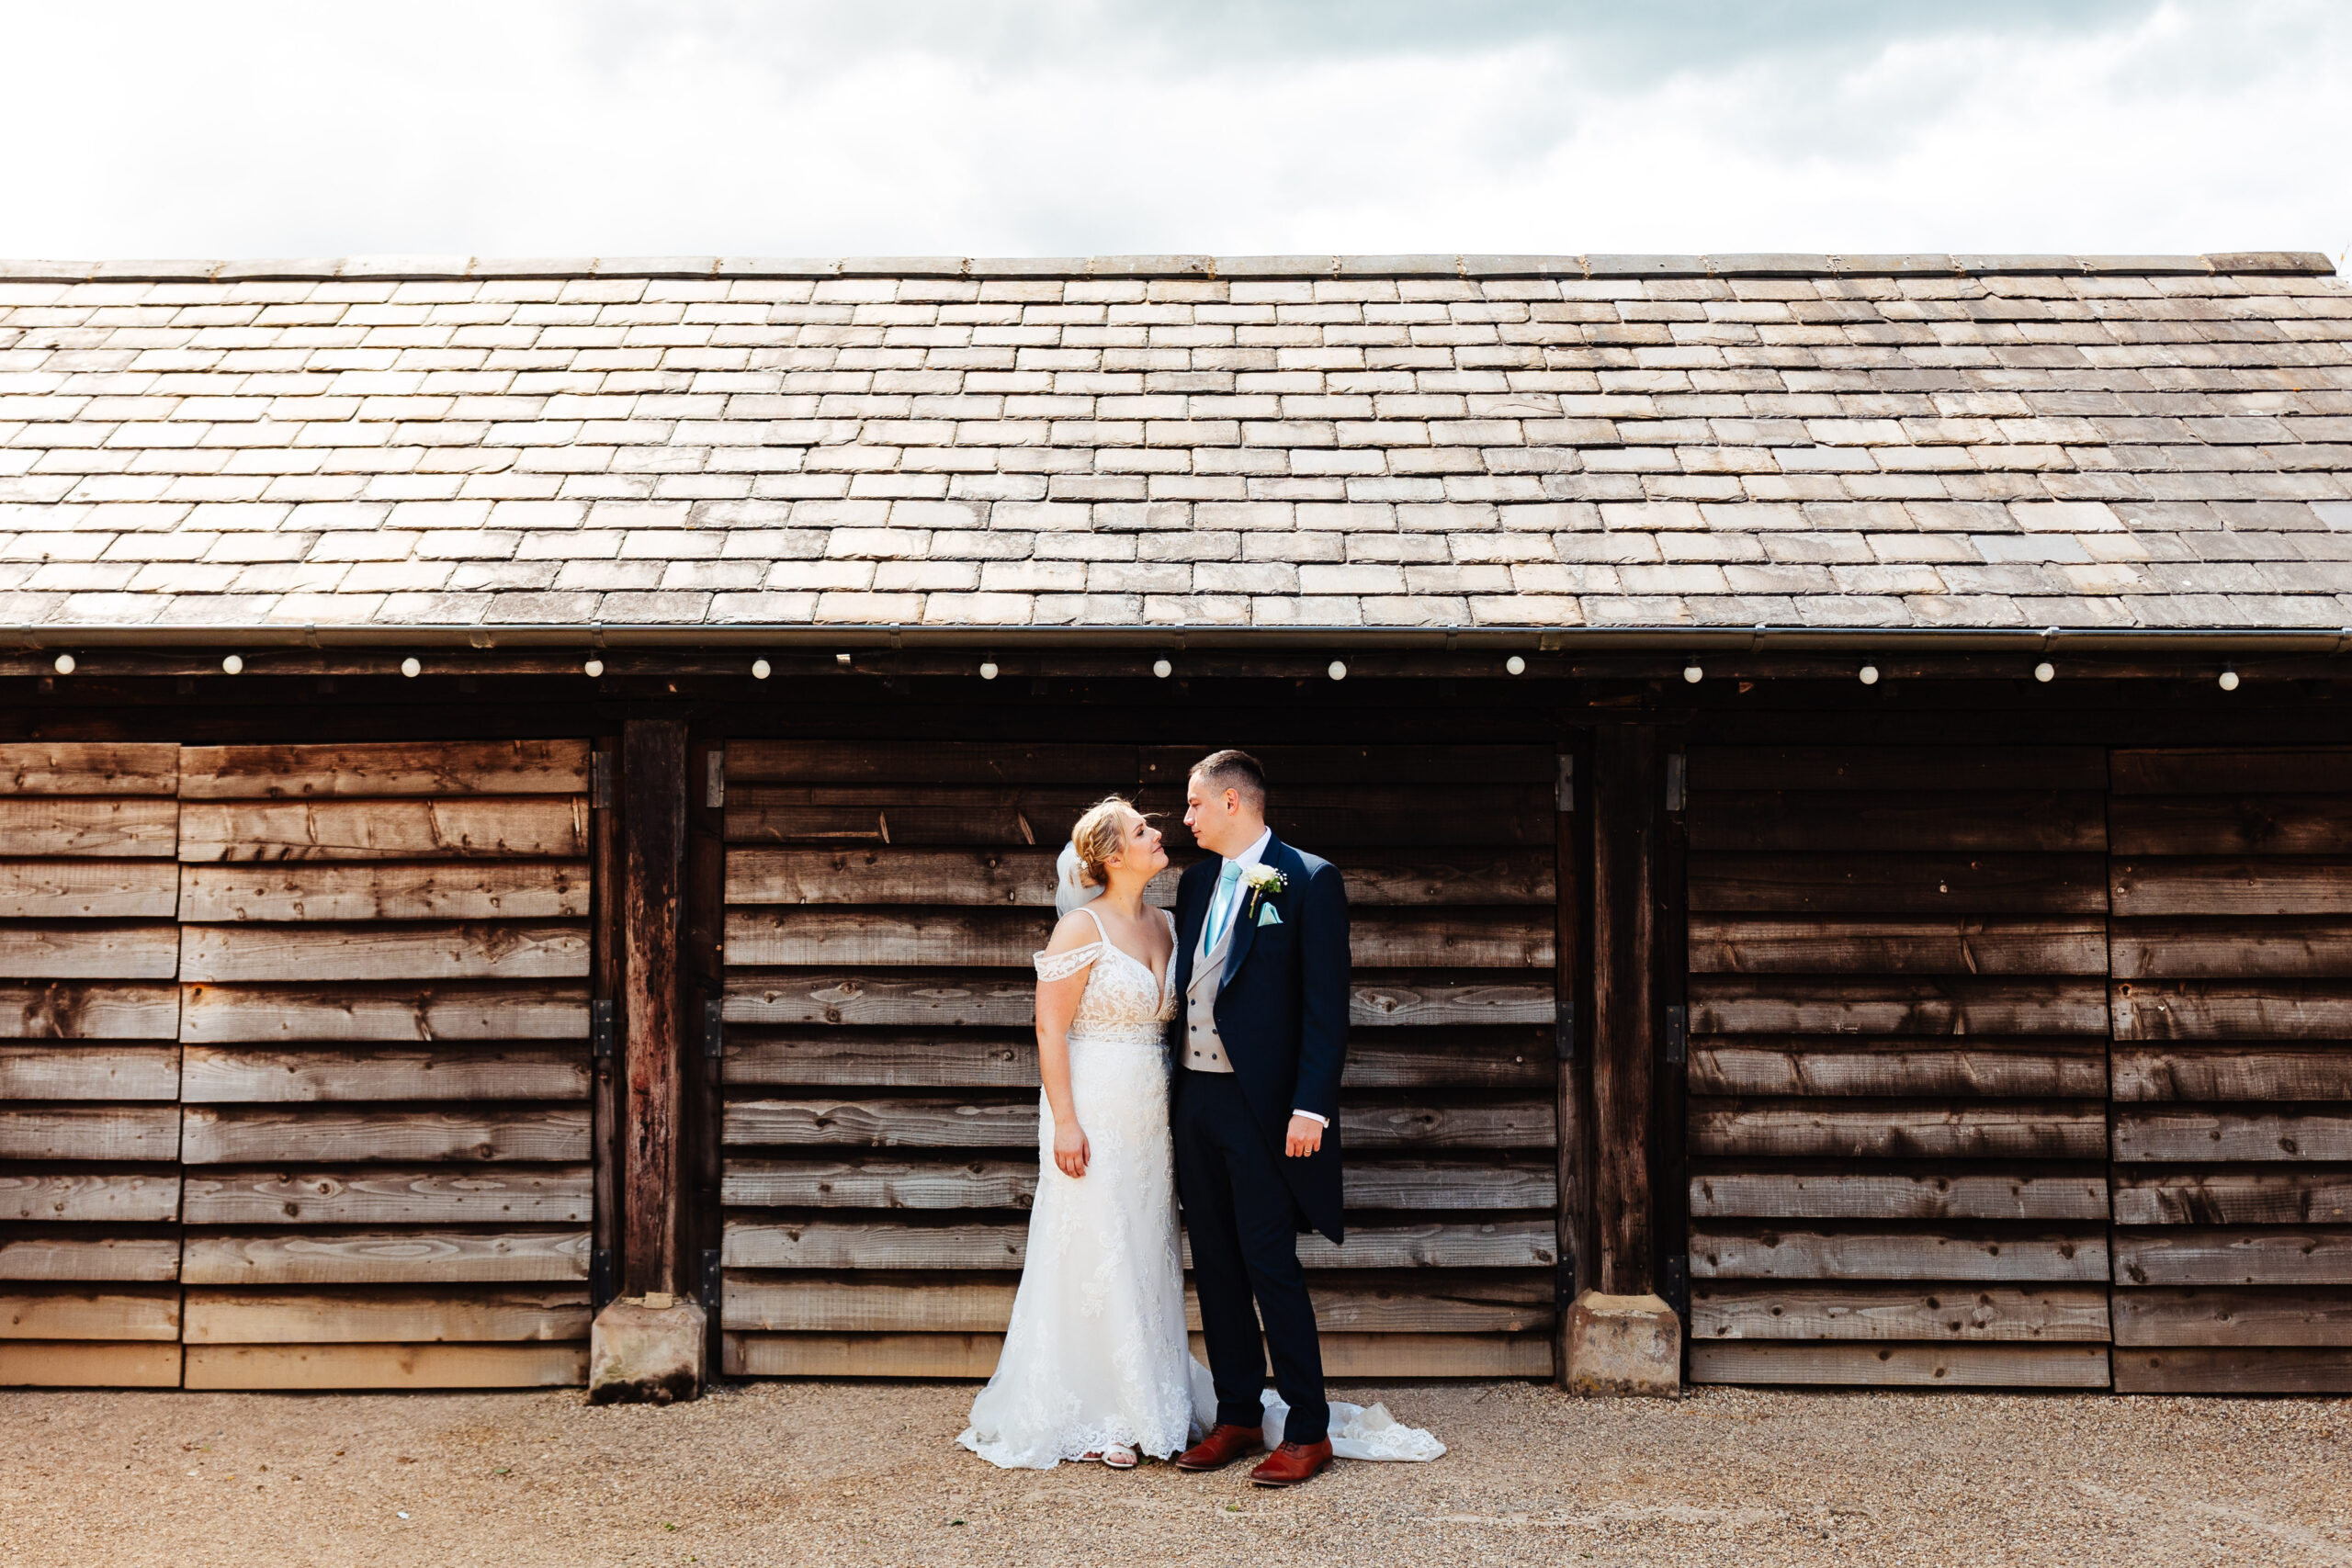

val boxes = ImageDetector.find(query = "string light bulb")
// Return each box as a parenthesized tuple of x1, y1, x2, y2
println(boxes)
(1682, 662, 1703, 684)
(2033, 661, 2054, 683)
(979, 660, 999, 681)
(400, 657, 421, 679)
(220, 654, 243, 675)
(1327, 660, 1348, 682)
(51, 654, 74, 675)
(752, 659, 771, 680)
(582, 659, 605, 679)
(2219, 663, 2240, 692)
(1506, 655, 1526, 675)
(1859, 661, 1880, 685)
(1152, 659, 1172, 679)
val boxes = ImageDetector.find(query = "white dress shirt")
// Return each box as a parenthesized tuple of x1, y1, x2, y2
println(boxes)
(1204, 828, 1327, 1130)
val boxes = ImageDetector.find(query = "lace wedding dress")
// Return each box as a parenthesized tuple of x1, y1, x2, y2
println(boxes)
(957, 906, 1195, 1469)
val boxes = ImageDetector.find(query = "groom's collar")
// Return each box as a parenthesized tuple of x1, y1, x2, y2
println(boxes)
(1223, 826, 1273, 868)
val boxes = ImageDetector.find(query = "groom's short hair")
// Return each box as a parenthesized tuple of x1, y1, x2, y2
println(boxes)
(1191, 749, 1266, 810)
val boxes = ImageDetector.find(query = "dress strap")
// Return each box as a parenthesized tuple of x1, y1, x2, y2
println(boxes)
(1034, 905, 1107, 982)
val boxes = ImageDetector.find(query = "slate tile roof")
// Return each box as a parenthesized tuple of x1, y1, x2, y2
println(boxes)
(0, 253, 2347, 638)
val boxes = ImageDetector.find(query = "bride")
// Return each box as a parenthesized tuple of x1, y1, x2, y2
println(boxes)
(958, 795, 1444, 1472)
(958, 795, 1190, 1469)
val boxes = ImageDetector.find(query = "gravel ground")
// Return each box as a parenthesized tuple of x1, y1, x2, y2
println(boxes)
(3, 1380, 2349, 1567)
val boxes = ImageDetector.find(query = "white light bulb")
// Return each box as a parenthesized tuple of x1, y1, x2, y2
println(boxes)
(220, 654, 243, 675)
(2219, 668, 2240, 692)
(1859, 663, 1880, 685)
(583, 659, 605, 679)
(400, 657, 421, 679)
(51, 654, 74, 675)
(1682, 663, 1703, 684)
(1328, 660, 1348, 682)
(1506, 655, 1526, 675)
(1152, 659, 1172, 679)
(2033, 661, 2054, 683)
(752, 659, 771, 680)
(978, 660, 1000, 681)
(835, 652, 852, 665)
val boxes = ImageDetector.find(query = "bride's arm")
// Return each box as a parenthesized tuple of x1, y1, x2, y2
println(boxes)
(1035, 911, 1099, 1179)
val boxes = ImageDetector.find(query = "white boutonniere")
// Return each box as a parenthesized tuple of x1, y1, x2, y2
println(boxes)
(1241, 863, 1286, 925)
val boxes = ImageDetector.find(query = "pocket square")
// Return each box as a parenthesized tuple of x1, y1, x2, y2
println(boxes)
(1257, 905, 1283, 927)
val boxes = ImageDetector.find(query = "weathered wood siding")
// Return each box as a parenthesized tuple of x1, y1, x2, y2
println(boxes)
(1683, 746, 2114, 1388)
(0, 744, 185, 1386)
(174, 741, 594, 1391)
(718, 740, 1561, 1380)
(2108, 749, 2352, 1393)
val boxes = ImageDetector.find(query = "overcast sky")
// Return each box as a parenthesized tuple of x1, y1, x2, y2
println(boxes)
(5, 0, 2346, 262)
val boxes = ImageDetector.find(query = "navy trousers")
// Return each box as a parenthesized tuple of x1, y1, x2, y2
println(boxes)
(1173, 1068, 1329, 1446)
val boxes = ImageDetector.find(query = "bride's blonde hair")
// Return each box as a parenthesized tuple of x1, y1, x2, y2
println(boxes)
(1069, 795, 1145, 888)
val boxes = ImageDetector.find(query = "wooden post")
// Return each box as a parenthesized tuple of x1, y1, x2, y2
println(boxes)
(590, 733, 623, 1310)
(1554, 737, 1590, 1383)
(621, 717, 687, 1296)
(1589, 725, 1657, 1297)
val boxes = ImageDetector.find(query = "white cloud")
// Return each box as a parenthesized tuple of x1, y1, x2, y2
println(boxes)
(0, 0, 2342, 259)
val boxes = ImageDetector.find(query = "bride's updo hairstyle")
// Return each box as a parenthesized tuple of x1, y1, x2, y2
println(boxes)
(1069, 795, 1145, 888)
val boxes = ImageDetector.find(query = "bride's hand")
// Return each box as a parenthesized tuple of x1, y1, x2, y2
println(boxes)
(1054, 1120, 1091, 1179)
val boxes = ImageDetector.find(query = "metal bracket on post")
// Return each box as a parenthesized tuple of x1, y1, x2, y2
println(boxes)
(702, 997, 725, 1060)
(704, 750, 725, 809)
(1555, 1248, 1579, 1313)
(1663, 751, 1686, 813)
(1664, 1003, 1687, 1066)
(1662, 1254, 1690, 1319)
(1555, 999, 1576, 1063)
(700, 1247, 724, 1379)
(592, 1247, 616, 1312)
(590, 998, 616, 1060)
(591, 750, 615, 810)
(1555, 753, 1575, 813)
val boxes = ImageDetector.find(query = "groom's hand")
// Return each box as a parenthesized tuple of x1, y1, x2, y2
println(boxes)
(1284, 1113, 1323, 1158)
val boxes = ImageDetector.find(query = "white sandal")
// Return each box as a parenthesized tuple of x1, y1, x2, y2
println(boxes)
(1081, 1443, 1139, 1470)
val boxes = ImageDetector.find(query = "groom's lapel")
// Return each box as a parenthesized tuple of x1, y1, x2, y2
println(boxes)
(1172, 860, 1207, 992)
(1217, 833, 1282, 993)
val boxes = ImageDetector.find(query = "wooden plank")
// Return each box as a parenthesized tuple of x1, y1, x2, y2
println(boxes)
(178, 861, 592, 922)
(0, 798, 177, 858)
(2114, 1170, 2352, 1226)
(1688, 792, 2107, 852)
(2113, 1347, 2352, 1394)
(2113, 867, 2352, 920)
(1690, 1282, 2110, 1342)
(2111, 748, 2352, 795)
(0, 1286, 180, 1340)
(0, 1043, 179, 1100)
(2110, 1287, 2352, 1347)
(622, 716, 685, 1297)
(1690, 1100, 2107, 1160)
(2113, 1227, 2352, 1287)
(178, 739, 590, 799)
(1689, 1169, 2109, 1222)
(183, 1287, 592, 1344)
(723, 906, 1555, 970)
(721, 1330, 1552, 1380)
(0, 1235, 179, 1281)
(179, 980, 589, 1043)
(0, 1340, 182, 1386)
(0, 861, 177, 919)
(724, 846, 1556, 908)
(2112, 980, 2352, 1041)
(719, 1156, 1555, 1212)
(183, 1341, 584, 1389)
(2114, 1107, 2352, 1163)
(723, 969, 1555, 1030)
(0, 742, 177, 796)
(1690, 976, 2109, 1036)
(1688, 1041, 2107, 1099)
(1690, 852, 2109, 915)
(180, 1228, 591, 1285)
(1690, 1225, 2109, 1281)
(1139, 743, 1556, 788)
(2113, 1044, 2352, 1101)
(0, 982, 178, 1040)
(727, 739, 1138, 785)
(722, 1219, 1557, 1271)
(1688, 746, 2107, 793)
(719, 1276, 1549, 1335)
(179, 1044, 589, 1104)
(182, 1166, 592, 1226)
(0, 1106, 180, 1161)
(180, 1106, 591, 1165)
(1690, 1341, 2109, 1387)
(1688, 916, 2106, 976)
(723, 1097, 1554, 1151)
(179, 920, 591, 983)
(0, 924, 179, 986)
(2117, 916, 2352, 983)
(0, 1171, 178, 1224)
(2112, 799, 2352, 857)
(179, 797, 588, 863)
(719, 1029, 1552, 1091)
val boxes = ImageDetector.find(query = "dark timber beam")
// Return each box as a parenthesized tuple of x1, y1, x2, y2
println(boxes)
(621, 716, 688, 1296)
(1589, 725, 1658, 1298)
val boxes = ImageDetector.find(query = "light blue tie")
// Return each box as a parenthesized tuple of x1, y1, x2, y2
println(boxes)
(1204, 861, 1244, 952)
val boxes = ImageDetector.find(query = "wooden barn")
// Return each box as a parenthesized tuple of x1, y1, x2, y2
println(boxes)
(2, 250, 2350, 1397)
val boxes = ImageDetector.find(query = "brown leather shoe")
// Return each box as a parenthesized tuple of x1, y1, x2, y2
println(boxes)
(1175, 1423, 1265, 1472)
(1248, 1439, 1334, 1487)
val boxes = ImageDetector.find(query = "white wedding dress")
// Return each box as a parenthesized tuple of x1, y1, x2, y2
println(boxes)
(957, 898, 1447, 1471)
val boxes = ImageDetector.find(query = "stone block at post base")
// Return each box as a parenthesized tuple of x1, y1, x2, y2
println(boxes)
(1566, 1291, 1681, 1397)
(588, 1294, 707, 1404)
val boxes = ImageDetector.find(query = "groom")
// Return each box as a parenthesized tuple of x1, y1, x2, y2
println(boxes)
(1169, 750, 1349, 1488)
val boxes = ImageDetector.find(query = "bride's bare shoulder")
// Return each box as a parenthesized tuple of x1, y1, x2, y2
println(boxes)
(1041, 908, 1105, 955)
